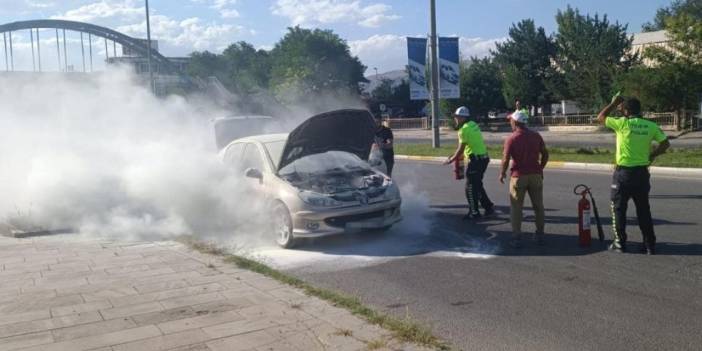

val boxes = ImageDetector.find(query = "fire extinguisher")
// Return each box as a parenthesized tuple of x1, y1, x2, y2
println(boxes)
(573, 184, 605, 247)
(453, 156, 465, 180)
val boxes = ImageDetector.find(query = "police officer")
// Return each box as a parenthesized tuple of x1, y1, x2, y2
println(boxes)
(445, 106, 495, 219)
(597, 96, 670, 254)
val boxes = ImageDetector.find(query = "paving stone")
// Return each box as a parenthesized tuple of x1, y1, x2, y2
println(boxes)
(244, 278, 286, 292)
(133, 280, 190, 295)
(52, 317, 136, 342)
(0, 294, 84, 315)
(0, 312, 102, 339)
(201, 316, 279, 339)
(0, 331, 53, 351)
(0, 310, 52, 327)
(165, 343, 211, 351)
(191, 296, 259, 313)
(110, 283, 225, 308)
(129, 307, 197, 327)
(100, 302, 164, 321)
(111, 328, 210, 351)
(82, 287, 139, 303)
(206, 330, 277, 351)
(51, 300, 114, 317)
(159, 292, 225, 310)
(18, 325, 162, 351)
(0, 290, 56, 306)
(157, 310, 244, 334)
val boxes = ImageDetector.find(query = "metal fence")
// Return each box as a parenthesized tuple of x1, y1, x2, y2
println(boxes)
(385, 112, 680, 130)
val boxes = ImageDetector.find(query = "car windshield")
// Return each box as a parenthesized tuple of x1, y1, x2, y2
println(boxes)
(279, 151, 370, 175)
(264, 141, 286, 166)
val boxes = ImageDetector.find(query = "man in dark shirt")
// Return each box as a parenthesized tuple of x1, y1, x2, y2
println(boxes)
(374, 116, 395, 176)
(499, 110, 549, 247)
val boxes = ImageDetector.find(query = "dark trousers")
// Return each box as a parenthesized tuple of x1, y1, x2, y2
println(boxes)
(610, 166, 656, 248)
(465, 155, 494, 215)
(383, 154, 395, 177)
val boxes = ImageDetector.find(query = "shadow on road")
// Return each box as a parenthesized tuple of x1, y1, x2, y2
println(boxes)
(287, 207, 701, 259)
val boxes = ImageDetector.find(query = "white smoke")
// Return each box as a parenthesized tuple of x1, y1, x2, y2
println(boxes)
(0, 69, 267, 241)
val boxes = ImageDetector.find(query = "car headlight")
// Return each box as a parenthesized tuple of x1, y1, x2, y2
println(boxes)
(298, 191, 344, 207)
(384, 183, 401, 200)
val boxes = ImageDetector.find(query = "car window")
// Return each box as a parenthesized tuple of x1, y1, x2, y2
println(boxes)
(264, 141, 286, 168)
(241, 143, 265, 171)
(223, 143, 245, 168)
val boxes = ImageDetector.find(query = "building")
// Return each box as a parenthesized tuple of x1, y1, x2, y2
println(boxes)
(631, 30, 671, 66)
(105, 39, 190, 75)
(106, 56, 190, 75)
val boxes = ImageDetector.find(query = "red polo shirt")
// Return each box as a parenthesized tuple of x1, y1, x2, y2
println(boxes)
(504, 128, 545, 177)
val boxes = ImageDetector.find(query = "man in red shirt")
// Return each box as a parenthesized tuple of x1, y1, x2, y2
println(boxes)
(499, 111, 549, 247)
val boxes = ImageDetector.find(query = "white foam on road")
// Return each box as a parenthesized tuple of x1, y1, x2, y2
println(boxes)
(228, 185, 499, 273)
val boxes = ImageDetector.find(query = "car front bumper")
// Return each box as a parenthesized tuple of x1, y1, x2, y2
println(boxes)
(291, 199, 402, 238)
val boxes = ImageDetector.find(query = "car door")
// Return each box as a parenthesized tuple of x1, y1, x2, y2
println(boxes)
(223, 142, 245, 172)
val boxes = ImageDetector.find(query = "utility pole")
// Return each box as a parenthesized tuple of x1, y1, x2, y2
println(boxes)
(429, 0, 440, 148)
(145, 0, 155, 94)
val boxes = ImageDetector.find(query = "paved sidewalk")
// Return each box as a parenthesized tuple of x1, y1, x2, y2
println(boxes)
(0, 235, 430, 351)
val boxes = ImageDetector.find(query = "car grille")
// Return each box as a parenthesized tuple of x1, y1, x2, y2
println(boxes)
(325, 210, 387, 228)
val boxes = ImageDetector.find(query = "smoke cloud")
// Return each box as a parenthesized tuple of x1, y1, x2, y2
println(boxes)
(0, 69, 268, 241)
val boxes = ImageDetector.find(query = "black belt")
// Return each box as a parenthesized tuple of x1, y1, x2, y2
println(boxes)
(615, 165, 648, 170)
(469, 154, 489, 160)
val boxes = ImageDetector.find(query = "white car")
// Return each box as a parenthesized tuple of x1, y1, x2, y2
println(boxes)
(219, 109, 402, 248)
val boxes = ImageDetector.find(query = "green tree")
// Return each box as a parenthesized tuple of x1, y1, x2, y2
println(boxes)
(269, 26, 367, 108)
(187, 51, 226, 79)
(642, 0, 702, 32)
(622, 0, 702, 112)
(442, 57, 506, 119)
(221, 42, 271, 95)
(492, 19, 556, 108)
(554, 6, 637, 112)
(370, 78, 395, 102)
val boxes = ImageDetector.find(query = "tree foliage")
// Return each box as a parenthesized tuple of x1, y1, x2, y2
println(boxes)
(622, 0, 702, 111)
(492, 19, 556, 108)
(642, 0, 702, 32)
(269, 26, 367, 107)
(553, 6, 637, 112)
(187, 27, 366, 113)
(442, 57, 505, 119)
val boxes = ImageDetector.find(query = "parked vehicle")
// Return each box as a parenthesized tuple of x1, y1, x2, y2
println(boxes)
(218, 109, 402, 248)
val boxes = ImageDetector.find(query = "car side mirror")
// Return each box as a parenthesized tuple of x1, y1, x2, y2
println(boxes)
(245, 168, 263, 181)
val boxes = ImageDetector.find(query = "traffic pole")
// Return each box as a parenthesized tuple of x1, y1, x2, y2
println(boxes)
(429, 0, 440, 148)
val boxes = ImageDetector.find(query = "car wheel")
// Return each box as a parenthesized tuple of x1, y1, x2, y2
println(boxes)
(273, 202, 296, 248)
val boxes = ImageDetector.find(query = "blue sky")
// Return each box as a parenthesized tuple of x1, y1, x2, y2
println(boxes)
(0, 0, 670, 72)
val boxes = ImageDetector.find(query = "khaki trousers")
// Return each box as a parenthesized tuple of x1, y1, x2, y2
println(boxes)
(509, 174, 545, 236)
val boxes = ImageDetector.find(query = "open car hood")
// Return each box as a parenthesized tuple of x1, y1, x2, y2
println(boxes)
(277, 109, 376, 171)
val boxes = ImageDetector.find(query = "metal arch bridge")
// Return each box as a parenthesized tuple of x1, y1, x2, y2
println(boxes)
(0, 19, 177, 73)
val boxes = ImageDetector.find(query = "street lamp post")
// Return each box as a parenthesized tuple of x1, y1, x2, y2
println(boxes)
(374, 67, 378, 79)
(145, 0, 154, 94)
(429, 0, 440, 148)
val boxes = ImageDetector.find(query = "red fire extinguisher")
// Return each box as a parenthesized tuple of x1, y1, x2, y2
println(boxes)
(453, 156, 465, 180)
(577, 190, 592, 247)
(573, 184, 605, 247)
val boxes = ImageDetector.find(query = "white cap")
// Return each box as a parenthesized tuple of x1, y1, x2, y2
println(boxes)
(454, 106, 470, 117)
(509, 110, 528, 123)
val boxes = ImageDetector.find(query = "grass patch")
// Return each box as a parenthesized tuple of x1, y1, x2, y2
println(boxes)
(394, 144, 702, 168)
(179, 237, 449, 350)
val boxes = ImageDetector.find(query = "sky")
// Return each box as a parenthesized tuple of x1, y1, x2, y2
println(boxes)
(0, 0, 671, 73)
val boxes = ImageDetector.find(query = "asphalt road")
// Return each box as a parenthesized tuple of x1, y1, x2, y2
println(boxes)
(273, 160, 702, 351)
(395, 130, 702, 149)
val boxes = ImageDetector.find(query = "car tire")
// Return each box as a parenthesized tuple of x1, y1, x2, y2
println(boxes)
(273, 202, 296, 249)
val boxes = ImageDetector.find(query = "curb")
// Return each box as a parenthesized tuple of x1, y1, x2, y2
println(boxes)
(395, 155, 702, 177)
